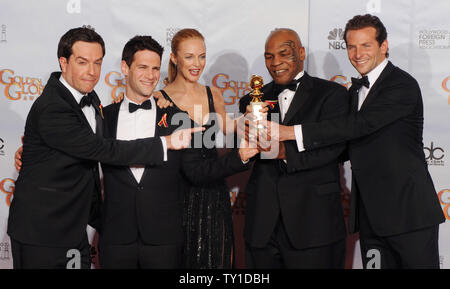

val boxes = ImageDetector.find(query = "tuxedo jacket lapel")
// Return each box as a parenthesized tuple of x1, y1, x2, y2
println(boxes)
(359, 61, 394, 111)
(282, 73, 313, 125)
(349, 85, 359, 113)
(90, 91, 104, 137)
(54, 74, 93, 131)
(155, 106, 165, 136)
(105, 102, 121, 139)
(52, 73, 104, 192)
(137, 106, 167, 184)
(106, 101, 141, 185)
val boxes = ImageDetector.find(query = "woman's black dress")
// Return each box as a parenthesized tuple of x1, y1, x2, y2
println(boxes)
(160, 87, 237, 269)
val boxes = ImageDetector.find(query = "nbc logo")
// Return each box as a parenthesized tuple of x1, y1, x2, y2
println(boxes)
(328, 28, 346, 50)
(328, 28, 344, 41)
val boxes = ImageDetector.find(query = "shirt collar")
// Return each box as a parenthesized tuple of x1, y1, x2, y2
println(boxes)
(121, 94, 155, 110)
(361, 58, 388, 88)
(294, 70, 304, 82)
(59, 75, 85, 104)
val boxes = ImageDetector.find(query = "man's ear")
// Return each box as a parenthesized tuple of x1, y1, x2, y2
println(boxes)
(121, 60, 129, 77)
(380, 39, 388, 56)
(59, 57, 68, 72)
(298, 46, 306, 62)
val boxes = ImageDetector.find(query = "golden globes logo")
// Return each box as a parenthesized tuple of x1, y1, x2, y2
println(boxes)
(105, 71, 126, 102)
(211, 73, 251, 105)
(0, 178, 14, 207)
(0, 69, 44, 100)
(330, 75, 351, 89)
(438, 189, 450, 220)
(442, 76, 450, 105)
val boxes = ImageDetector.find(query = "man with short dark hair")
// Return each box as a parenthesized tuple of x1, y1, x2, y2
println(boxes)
(8, 27, 200, 269)
(269, 15, 445, 268)
(99, 35, 183, 269)
(239, 28, 349, 269)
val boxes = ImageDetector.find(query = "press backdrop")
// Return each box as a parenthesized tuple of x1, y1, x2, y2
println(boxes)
(0, 0, 448, 269)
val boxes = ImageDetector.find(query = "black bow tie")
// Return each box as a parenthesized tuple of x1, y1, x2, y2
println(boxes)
(80, 93, 94, 108)
(274, 78, 301, 95)
(351, 76, 370, 89)
(129, 100, 152, 113)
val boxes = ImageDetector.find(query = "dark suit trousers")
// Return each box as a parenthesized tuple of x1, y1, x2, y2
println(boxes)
(358, 199, 440, 269)
(11, 235, 91, 269)
(245, 216, 346, 269)
(99, 237, 182, 269)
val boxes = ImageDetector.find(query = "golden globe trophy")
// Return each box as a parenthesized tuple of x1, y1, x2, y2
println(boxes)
(249, 74, 265, 130)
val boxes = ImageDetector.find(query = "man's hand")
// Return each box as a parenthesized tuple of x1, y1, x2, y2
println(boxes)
(238, 137, 260, 162)
(153, 93, 173, 109)
(237, 114, 258, 143)
(236, 113, 269, 145)
(276, 142, 286, 160)
(165, 127, 205, 150)
(245, 102, 269, 116)
(261, 120, 296, 142)
(15, 145, 23, 172)
(238, 102, 269, 141)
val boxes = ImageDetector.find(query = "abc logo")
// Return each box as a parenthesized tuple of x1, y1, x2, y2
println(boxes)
(424, 142, 444, 161)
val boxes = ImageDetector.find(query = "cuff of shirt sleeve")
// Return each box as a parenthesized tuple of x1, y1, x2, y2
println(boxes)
(294, 125, 306, 152)
(160, 136, 168, 161)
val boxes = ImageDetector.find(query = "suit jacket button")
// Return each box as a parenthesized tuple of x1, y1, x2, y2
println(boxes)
(138, 186, 144, 190)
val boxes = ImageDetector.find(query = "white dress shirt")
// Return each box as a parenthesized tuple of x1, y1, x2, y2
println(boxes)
(60, 76, 96, 133)
(279, 71, 304, 122)
(116, 95, 167, 183)
(273, 71, 304, 163)
(357, 58, 388, 110)
(295, 58, 389, 152)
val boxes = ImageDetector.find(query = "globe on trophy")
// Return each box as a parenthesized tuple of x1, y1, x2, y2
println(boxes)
(249, 74, 265, 128)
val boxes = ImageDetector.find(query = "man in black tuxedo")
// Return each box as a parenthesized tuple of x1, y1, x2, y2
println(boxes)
(98, 36, 256, 268)
(239, 28, 348, 268)
(8, 27, 200, 269)
(269, 15, 445, 268)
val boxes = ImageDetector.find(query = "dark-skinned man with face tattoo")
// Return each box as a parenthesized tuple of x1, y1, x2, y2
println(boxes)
(239, 28, 349, 268)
